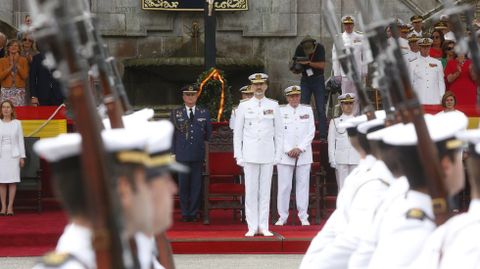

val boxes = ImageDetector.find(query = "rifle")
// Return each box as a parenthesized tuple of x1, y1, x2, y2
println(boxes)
(367, 0, 451, 225)
(72, 3, 175, 268)
(29, 1, 133, 268)
(322, 0, 376, 120)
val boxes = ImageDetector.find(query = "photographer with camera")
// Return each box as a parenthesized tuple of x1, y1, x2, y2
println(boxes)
(291, 35, 327, 140)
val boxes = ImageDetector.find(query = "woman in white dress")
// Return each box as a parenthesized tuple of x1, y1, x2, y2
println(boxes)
(0, 100, 25, 216)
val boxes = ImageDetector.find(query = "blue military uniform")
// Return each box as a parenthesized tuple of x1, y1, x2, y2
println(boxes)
(170, 87, 212, 221)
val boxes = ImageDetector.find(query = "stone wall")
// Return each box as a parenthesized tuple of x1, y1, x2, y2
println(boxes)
(1, 0, 440, 105)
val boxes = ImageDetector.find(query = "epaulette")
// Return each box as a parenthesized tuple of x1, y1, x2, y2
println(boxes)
(40, 251, 73, 267)
(406, 208, 429, 221)
(266, 97, 278, 103)
(240, 98, 249, 103)
(355, 30, 363, 34)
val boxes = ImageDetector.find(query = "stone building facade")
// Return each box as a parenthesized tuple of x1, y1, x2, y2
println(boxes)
(0, 0, 447, 106)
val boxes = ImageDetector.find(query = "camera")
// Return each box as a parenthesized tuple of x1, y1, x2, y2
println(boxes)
(289, 56, 309, 73)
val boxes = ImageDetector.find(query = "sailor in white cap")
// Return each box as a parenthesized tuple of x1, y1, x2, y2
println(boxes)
(332, 15, 371, 115)
(409, 37, 446, 105)
(365, 111, 467, 269)
(275, 86, 315, 226)
(300, 111, 385, 269)
(410, 129, 480, 269)
(234, 72, 282, 237)
(229, 85, 254, 130)
(303, 111, 395, 269)
(328, 93, 360, 190)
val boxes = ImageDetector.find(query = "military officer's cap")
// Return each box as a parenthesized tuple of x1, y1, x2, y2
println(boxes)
(455, 129, 480, 155)
(33, 133, 82, 163)
(407, 33, 421, 43)
(339, 110, 386, 136)
(382, 112, 467, 149)
(434, 21, 448, 30)
(249, 73, 268, 84)
(367, 123, 404, 141)
(284, 85, 301, 96)
(102, 128, 149, 165)
(399, 24, 411, 33)
(144, 120, 189, 177)
(338, 93, 356, 103)
(342, 15, 355, 24)
(417, 38, 433, 46)
(103, 108, 154, 130)
(301, 35, 316, 44)
(182, 84, 198, 94)
(410, 15, 423, 23)
(239, 85, 254, 94)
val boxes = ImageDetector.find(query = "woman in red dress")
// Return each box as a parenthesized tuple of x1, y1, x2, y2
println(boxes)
(429, 30, 444, 59)
(444, 51, 477, 106)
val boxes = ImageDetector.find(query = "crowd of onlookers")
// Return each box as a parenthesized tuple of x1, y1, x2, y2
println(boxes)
(0, 15, 64, 108)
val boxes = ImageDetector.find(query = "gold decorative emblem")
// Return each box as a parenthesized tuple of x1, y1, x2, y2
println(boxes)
(142, 0, 248, 11)
(255, 74, 262, 80)
(189, 86, 194, 91)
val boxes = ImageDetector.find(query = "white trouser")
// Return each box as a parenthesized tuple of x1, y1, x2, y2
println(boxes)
(276, 164, 311, 222)
(335, 164, 357, 190)
(341, 76, 360, 115)
(243, 162, 273, 232)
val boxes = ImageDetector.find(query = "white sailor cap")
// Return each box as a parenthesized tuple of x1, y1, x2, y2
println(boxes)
(103, 108, 154, 130)
(338, 110, 386, 129)
(338, 93, 356, 103)
(383, 112, 467, 147)
(248, 73, 268, 84)
(456, 129, 480, 144)
(367, 123, 405, 141)
(144, 120, 189, 174)
(284, 85, 301, 96)
(102, 128, 150, 165)
(33, 133, 82, 163)
(357, 111, 388, 134)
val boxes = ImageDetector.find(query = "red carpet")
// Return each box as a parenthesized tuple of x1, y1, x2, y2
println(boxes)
(0, 209, 325, 257)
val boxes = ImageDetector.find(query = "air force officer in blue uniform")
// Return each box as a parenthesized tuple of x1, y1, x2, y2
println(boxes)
(170, 85, 212, 222)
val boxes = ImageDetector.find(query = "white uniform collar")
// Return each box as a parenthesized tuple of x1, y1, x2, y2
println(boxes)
(135, 233, 155, 269)
(185, 105, 196, 113)
(56, 223, 95, 269)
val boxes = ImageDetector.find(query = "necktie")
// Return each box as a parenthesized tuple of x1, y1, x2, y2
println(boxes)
(189, 108, 194, 122)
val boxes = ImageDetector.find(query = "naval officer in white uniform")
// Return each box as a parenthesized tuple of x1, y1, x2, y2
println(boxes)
(332, 15, 371, 115)
(328, 93, 360, 190)
(233, 73, 282, 237)
(275, 86, 315, 226)
(409, 38, 446, 105)
(229, 85, 254, 130)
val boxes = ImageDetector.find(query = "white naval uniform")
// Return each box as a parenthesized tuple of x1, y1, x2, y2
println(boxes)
(304, 159, 394, 269)
(409, 55, 445, 105)
(332, 31, 371, 114)
(412, 29, 423, 37)
(300, 155, 376, 268)
(32, 223, 95, 269)
(364, 186, 436, 269)
(229, 106, 237, 130)
(276, 104, 315, 223)
(233, 96, 282, 233)
(398, 37, 410, 56)
(327, 114, 360, 190)
(411, 199, 480, 269)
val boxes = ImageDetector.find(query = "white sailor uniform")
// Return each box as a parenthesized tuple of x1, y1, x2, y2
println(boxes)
(409, 55, 445, 105)
(233, 96, 282, 234)
(327, 114, 360, 190)
(276, 103, 315, 224)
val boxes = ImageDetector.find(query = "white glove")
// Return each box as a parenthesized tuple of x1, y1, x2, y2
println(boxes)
(236, 159, 244, 167)
(330, 162, 336, 168)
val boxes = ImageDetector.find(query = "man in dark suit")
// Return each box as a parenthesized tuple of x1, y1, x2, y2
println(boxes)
(29, 51, 64, 106)
(170, 85, 212, 222)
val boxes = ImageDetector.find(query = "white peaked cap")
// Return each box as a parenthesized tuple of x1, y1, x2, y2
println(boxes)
(383, 112, 467, 146)
(101, 128, 148, 152)
(103, 108, 154, 130)
(33, 133, 82, 162)
(145, 120, 174, 154)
